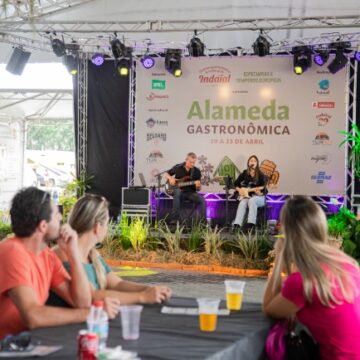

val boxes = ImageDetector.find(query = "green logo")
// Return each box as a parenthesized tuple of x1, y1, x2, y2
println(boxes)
(152, 79, 166, 90)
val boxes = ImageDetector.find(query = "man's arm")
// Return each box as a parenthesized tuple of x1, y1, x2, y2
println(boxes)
(8, 286, 89, 330)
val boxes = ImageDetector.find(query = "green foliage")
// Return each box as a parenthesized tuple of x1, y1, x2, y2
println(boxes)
(0, 223, 12, 240)
(202, 225, 224, 258)
(187, 221, 205, 252)
(157, 220, 184, 254)
(128, 218, 150, 252)
(26, 119, 75, 152)
(229, 231, 260, 261)
(328, 207, 360, 259)
(339, 124, 360, 178)
(118, 213, 132, 249)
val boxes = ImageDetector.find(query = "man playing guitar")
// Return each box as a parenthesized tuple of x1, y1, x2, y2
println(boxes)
(233, 155, 267, 232)
(164, 152, 206, 224)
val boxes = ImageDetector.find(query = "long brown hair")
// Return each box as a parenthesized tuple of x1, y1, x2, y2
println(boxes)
(273, 196, 359, 306)
(68, 194, 109, 289)
(246, 155, 260, 181)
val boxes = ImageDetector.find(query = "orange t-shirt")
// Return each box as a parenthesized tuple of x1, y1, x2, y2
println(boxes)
(0, 237, 70, 339)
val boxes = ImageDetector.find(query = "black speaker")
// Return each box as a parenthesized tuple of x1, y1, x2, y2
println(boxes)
(122, 188, 150, 207)
(6, 48, 31, 75)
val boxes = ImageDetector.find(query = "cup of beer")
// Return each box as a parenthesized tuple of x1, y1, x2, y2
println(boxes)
(197, 298, 220, 332)
(224, 280, 246, 311)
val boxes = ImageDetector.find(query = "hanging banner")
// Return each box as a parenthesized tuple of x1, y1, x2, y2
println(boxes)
(134, 56, 346, 195)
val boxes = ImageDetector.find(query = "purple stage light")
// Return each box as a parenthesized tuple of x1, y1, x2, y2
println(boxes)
(314, 54, 325, 66)
(91, 53, 105, 66)
(354, 51, 360, 62)
(141, 56, 155, 69)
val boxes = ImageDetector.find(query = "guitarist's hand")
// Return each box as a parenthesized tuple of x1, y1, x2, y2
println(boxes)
(168, 177, 176, 186)
(195, 180, 201, 189)
(255, 189, 263, 196)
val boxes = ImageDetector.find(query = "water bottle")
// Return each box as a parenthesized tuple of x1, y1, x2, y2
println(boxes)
(87, 301, 109, 350)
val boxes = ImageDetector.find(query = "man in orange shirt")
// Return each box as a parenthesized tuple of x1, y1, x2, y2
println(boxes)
(0, 187, 118, 339)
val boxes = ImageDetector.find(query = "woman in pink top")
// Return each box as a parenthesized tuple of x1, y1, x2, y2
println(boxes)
(263, 196, 360, 360)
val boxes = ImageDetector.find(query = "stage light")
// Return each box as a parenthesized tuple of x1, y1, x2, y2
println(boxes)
(91, 53, 105, 66)
(141, 55, 155, 69)
(51, 38, 66, 57)
(292, 46, 312, 75)
(188, 36, 205, 57)
(6, 47, 31, 75)
(111, 38, 126, 59)
(253, 34, 270, 57)
(117, 58, 131, 76)
(327, 41, 351, 74)
(313, 50, 329, 66)
(165, 49, 182, 77)
(354, 51, 360, 62)
(63, 54, 78, 75)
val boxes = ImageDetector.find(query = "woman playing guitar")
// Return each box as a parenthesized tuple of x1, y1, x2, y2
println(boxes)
(233, 155, 267, 232)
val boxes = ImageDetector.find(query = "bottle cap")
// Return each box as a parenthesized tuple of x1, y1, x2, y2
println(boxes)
(93, 300, 104, 308)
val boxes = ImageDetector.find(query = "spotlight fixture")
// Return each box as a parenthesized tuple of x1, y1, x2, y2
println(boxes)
(354, 49, 360, 62)
(6, 47, 31, 75)
(111, 38, 126, 59)
(63, 54, 78, 75)
(141, 55, 155, 69)
(165, 49, 182, 77)
(292, 46, 312, 75)
(91, 53, 105, 66)
(51, 38, 66, 57)
(313, 50, 329, 66)
(327, 42, 351, 74)
(117, 58, 131, 76)
(188, 35, 205, 57)
(253, 33, 271, 57)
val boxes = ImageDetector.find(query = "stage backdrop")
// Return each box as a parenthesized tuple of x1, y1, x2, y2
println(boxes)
(134, 56, 347, 195)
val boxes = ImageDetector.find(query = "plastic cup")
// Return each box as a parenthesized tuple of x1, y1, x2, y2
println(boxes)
(197, 298, 220, 332)
(119, 305, 143, 340)
(224, 280, 246, 311)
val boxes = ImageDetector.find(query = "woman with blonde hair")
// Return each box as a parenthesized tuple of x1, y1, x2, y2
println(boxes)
(52, 194, 172, 305)
(263, 196, 360, 360)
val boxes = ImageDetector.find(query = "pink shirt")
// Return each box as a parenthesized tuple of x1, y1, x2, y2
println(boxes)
(282, 265, 360, 360)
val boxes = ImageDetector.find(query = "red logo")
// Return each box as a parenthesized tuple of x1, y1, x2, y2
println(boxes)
(198, 66, 231, 84)
(146, 92, 169, 101)
(312, 101, 335, 108)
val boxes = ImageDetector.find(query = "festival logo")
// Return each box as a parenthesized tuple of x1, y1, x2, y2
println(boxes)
(311, 153, 332, 165)
(146, 150, 164, 163)
(145, 118, 168, 128)
(313, 132, 332, 145)
(152, 79, 166, 90)
(316, 113, 331, 126)
(146, 92, 169, 101)
(317, 79, 330, 95)
(311, 171, 332, 184)
(312, 101, 335, 108)
(198, 66, 231, 85)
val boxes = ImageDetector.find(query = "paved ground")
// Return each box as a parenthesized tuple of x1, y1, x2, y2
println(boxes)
(115, 267, 267, 303)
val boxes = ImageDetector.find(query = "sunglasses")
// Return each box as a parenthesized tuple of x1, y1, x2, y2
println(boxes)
(0, 332, 32, 352)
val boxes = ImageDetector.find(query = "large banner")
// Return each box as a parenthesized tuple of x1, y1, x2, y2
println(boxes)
(134, 57, 347, 195)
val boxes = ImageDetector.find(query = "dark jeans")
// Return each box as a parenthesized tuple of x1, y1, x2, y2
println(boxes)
(171, 189, 206, 222)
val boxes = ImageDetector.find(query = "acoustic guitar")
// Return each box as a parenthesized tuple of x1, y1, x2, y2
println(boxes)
(165, 176, 200, 195)
(235, 186, 265, 201)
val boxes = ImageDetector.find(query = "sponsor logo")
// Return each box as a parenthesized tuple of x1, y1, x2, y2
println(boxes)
(151, 72, 166, 77)
(146, 150, 164, 163)
(311, 171, 332, 184)
(146, 118, 168, 128)
(313, 132, 332, 145)
(148, 108, 169, 112)
(316, 70, 331, 75)
(198, 66, 231, 84)
(312, 101, 335, 108)
(152, 79, 166, 90)
(316, 113, 331, 126)
(146, 133, 167, 142)
(317, 79, 330, 95)
(146, 92, 169, 101)
(311, 153, 332, 165)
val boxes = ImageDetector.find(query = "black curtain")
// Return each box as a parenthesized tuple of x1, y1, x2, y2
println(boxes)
(74, 61, 129, 218)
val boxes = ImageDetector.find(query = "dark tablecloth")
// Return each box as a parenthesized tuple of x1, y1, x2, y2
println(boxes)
(29, 297, 271, 360)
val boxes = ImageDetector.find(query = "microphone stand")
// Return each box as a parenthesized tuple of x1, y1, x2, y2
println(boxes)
(224, 176, 233, 227)
(153, 169, 168, 222)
